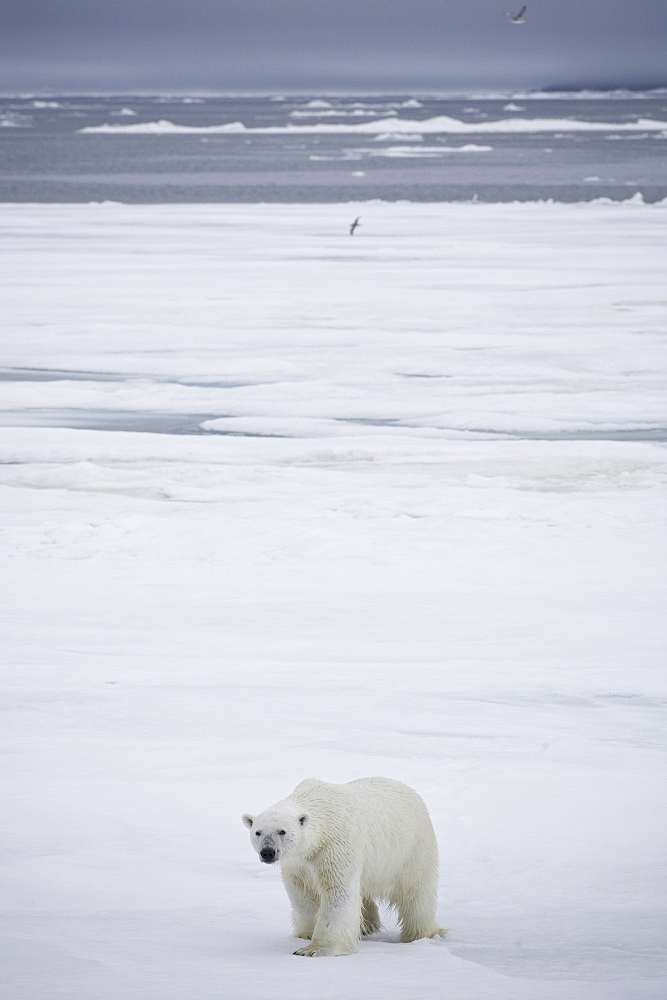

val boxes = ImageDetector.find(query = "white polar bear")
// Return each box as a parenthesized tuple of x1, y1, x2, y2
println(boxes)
(242, 776, 443, 957)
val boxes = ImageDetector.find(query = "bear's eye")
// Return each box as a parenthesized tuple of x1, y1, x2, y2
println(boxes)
(278, 830, 286, 836)
(255, 830, 261, 837)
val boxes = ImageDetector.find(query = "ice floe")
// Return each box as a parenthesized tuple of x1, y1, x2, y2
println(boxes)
(78, 114, 667, 136)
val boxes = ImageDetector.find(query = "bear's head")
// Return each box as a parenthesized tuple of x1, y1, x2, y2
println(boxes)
(242, 806, 309, 865)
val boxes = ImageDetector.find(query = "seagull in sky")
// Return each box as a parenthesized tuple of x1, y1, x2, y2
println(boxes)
(507, 6, 527, 23)
(349, 217, 361, 236)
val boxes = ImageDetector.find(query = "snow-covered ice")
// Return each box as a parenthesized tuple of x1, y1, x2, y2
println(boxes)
(77, 113, 667, 135)
(0, 201, 666, 1000)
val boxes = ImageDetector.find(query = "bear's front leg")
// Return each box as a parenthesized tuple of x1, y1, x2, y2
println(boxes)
(293, 878, 361, 957)
(282, 872, 319, 940)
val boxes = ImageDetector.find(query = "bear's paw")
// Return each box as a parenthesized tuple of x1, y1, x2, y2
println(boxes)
(293, 943, 357, 958)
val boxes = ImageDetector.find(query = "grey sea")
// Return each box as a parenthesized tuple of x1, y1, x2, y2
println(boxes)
(1, 91, 666, 203)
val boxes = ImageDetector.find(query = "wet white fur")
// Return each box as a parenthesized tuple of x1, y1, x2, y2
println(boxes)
(242, 777, 443, 957)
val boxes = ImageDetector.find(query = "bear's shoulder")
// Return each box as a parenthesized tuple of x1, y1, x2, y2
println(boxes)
(292, 778, 327, 797)
(291, 778, 350, 807)
(292, 777, 415, 801)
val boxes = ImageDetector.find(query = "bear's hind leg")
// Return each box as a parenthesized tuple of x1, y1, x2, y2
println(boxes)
(361, 898, 382, 936)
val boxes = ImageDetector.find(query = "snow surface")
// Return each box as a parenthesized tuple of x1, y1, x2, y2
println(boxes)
(1, 201, 666, 1000)
(77, 114, 667, 135)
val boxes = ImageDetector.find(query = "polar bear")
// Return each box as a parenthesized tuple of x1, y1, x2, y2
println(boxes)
(242, 777, 443, 957)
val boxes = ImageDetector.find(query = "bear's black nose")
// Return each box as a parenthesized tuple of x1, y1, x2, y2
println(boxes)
(260, 847, 276, 863)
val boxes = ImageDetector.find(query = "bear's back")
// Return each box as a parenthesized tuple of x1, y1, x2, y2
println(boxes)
(292, 777, 433, 836)
(345, 777, 433, 826)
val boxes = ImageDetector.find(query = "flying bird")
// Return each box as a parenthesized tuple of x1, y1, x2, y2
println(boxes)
(349, 217, 361, 236)
(507, 6, 527, 23)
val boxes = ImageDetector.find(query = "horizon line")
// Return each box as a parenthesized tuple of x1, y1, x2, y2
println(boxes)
(2, 84, 667, 100)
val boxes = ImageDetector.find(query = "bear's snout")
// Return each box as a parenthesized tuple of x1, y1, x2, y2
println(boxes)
(260, 846, 277, 863)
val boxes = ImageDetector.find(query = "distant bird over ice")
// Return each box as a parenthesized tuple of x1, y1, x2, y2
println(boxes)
(507, 6, 527, 23)
(349, 217, 361, 235)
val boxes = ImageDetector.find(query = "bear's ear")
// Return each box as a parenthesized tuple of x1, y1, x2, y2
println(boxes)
(242, 814, 254, 829)
(298, 814, 308, 827)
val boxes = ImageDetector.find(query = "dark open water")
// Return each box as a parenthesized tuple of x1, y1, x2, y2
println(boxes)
(1, 92, 666, 203)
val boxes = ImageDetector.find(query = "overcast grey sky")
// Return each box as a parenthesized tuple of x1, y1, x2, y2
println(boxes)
(2, 0, 666, 94)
